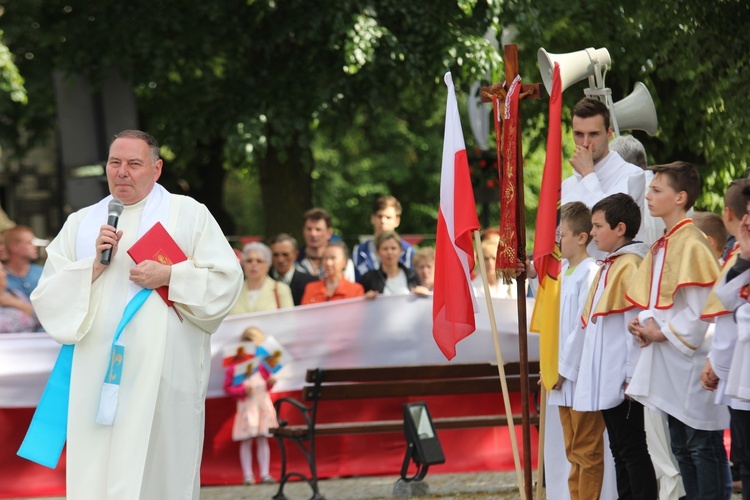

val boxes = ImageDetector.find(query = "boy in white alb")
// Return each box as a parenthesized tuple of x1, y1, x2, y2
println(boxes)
(545, 202, 614, 500)
(701, 179, 750, 497)
(563, 193, 656, 499)
(626, 161, 730, 499)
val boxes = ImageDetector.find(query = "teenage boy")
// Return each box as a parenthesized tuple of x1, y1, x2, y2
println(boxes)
(626, 161, 730, 499)
(564, 193, 656, 499)
(548, 202, 611, 500)
(353, 195, 414, 280)
(701, 179, 750, 498)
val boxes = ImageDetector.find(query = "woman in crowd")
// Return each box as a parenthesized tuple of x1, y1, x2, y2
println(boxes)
(231, 242, 293, 314)
(471, 238, 517, 299)
(301, 241, 363, 304)
(412, 247, 435, 292)
(357, 231, 429, 297)
(0, 264, 40, 333)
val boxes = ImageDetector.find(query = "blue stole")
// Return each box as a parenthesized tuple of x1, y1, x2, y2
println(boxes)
(17, 288, 153, 468)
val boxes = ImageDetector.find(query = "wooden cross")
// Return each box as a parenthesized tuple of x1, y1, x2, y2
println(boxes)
(481, 43, 541, 500)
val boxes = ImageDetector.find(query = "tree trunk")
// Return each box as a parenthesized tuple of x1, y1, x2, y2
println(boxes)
(257, 130, 313, 242)
(190, 137, 235, 235)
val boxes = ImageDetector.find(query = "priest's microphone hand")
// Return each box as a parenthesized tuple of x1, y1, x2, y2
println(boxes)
(93, 225, 123, 282)
(130, 260, 172, 289)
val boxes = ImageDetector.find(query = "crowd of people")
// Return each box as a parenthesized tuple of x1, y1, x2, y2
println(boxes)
(228, 195, 442, 317)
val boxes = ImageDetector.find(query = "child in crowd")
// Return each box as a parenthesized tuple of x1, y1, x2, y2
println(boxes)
(693, 211, 729, 261)
(626, 162, 730, 499)
(353, 196, 414, 280)
(547, 202, 612, 499)
(412, 247, 435, 292)
(701, 179, 750, 499)
(223, 327, 277, 485)
(564, 193, 657, 499)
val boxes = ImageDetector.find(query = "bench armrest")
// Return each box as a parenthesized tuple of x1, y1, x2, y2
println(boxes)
(273, 396, 313, 428)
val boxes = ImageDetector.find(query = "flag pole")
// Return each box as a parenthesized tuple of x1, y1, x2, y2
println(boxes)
(473, 230, 526, 500)
(481, 44, 541, 499)
(504, 43, 533, 499)
(535, 385, 547, 500)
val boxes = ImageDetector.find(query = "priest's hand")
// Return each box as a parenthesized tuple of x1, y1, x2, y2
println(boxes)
(700, 359, 719, 391)
(552, 375, 564, 391)
(569, 144, 595, 177)
(92, 224, 123, 282)
(129, 260, 172, 289)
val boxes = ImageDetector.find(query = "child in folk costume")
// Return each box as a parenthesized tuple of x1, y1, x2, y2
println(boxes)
(565, 193, 657, 499)
(702, 180, 750, 498)
(223, 326, 277, 485)
(543, 202, 617, 500)
(626, 162, 730, 499)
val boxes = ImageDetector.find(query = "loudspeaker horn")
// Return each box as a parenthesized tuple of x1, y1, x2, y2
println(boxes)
(537, 47, 611, 94)
(613, 82, 658, 136)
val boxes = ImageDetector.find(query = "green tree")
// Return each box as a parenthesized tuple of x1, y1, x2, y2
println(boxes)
(0, 0, 502, 237)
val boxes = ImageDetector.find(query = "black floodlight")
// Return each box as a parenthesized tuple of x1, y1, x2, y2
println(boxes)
(400, 402, 445, 482)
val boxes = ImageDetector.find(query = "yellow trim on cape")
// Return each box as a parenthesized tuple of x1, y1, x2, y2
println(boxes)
(626, 219, 719, 310)
(701, 243, 740, 319)
(581, 253, 643, 327)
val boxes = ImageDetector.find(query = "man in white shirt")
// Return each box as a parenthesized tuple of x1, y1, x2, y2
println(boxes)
(562, 98, 646, 259)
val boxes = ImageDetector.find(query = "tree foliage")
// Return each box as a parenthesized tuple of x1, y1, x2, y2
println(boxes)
(503, 0, 750, 211)
(0, 0, 747, 243)
(0, 0, 502, 239)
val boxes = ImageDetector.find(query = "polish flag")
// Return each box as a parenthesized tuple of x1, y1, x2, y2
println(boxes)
(433, 72, 481, 360)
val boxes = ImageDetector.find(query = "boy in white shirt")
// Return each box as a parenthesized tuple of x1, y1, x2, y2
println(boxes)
(547, 202, 607, 499)
(564, 193, 656, 499)
(627, 161, 730, 499)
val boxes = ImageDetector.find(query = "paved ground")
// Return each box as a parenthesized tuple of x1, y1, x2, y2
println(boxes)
(15, 471, 526, 499)
(198, 471, 523, 499)
(14, 471, 744, 499)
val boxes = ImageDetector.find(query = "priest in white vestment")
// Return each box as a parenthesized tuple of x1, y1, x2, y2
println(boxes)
(30, 130, 243, 500)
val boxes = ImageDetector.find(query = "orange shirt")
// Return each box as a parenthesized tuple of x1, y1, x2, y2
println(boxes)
(301, 279, 364, 305)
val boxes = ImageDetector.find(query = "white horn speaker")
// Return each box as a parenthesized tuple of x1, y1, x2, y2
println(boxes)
(537, 47, 611, 94)
(613, 82, 658, 136)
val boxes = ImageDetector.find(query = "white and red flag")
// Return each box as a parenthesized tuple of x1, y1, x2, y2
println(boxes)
(433, 72, 481, 360)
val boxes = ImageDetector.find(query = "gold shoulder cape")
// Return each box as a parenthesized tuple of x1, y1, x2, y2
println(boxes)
(581, 252, 643, 327)
(626, 219, 719, 310)
(701, 242, 740, 319)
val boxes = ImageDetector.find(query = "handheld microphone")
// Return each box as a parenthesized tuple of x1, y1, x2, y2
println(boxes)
(100, 198, 124, 265)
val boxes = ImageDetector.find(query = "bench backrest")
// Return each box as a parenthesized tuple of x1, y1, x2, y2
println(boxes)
(302, 362, 540, 401)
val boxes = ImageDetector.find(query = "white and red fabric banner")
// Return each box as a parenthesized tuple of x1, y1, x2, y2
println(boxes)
(0, 295, 538, 498)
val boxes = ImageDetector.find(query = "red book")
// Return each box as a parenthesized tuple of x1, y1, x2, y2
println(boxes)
(127, 221, 187, 307)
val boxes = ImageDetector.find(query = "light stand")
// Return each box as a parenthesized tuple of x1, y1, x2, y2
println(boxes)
(393, 402, 445, 498)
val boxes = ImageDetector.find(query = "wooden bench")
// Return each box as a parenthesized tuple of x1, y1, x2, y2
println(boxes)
(270, 361, 540, 500)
